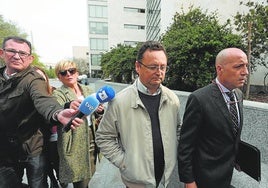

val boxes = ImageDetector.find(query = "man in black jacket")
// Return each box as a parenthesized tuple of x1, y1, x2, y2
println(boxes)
(178, 48, 249, 188)
(0, 36, 84, 188)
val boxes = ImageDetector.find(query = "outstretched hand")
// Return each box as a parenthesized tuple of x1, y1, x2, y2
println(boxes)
(57, 109, 84, 130)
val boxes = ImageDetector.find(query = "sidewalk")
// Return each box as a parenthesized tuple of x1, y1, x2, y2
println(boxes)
(89, 157, 184, 188)
(89, 157, 125, 188)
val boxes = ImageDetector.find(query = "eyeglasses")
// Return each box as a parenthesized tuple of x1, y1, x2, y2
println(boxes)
(138, 61, 169, 73)
(58, 68, 77, 76)
(3, 48, 31, 59)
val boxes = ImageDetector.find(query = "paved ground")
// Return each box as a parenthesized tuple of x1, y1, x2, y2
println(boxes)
(88, 157, 125, 188)
(89, 157, 184, 188)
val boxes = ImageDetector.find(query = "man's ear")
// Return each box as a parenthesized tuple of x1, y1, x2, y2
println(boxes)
(216, 64, 223, 75)
(135, 61, 140, 74)
(29, 54, 35, 62)
(0, 49, 4, 58)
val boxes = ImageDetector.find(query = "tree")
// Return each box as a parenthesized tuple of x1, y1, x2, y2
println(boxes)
(234, 0, 268, 99)
(0, 16, 28, 44)
(0, 15, 52, 76)
(0, 15, 28, 66)
(161, 7, 244, 91)
(101, 44, 138, 83)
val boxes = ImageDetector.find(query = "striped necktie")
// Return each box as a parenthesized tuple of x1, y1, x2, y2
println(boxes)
(226, 92, 239, 136)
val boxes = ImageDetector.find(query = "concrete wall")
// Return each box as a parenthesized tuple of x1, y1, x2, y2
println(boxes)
(95, 80, 268, 187)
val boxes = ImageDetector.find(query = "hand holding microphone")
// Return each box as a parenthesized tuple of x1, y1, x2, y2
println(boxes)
(63, 85, 115, 132)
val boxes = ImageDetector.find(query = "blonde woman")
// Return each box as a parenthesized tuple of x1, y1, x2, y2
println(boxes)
(53, 60, 103, 188)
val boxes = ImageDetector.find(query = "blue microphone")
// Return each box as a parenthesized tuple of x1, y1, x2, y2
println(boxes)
(96, 85, 116, 103)
(63, 95, 99, 132)
(63, 85, 115, 132)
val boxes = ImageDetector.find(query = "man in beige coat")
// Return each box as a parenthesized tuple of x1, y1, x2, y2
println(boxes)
(96, 41, 181, 188)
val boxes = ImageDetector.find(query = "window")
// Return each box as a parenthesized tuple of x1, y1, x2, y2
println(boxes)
(89, 5, 107, 18)
(89, 22, 108, 34)
(90, 38, 108, 50)
(124, 24, 145, 30)
(91, 54, 102, 66)
(124, 7, 145, 13)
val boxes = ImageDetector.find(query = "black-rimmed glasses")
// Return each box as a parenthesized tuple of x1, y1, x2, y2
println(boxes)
(3, 48, 31, 59)
(138, 61, 169, 73)
(58, 68, 77, 76)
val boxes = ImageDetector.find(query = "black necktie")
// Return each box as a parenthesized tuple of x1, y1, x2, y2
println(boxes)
(226, 92, 239, 136)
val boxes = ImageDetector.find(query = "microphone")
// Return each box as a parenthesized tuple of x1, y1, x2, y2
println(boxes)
(63, 85, 115, 132)
(62, 95, 99, 132)
(96, 85, 116, 103)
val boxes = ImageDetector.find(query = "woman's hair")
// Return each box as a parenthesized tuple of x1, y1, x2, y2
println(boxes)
(54, 60, 77, 77)
(34, 66, 53, 95)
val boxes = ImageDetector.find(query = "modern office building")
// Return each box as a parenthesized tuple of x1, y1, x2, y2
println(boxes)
(146, 0, 180, 41)
(87, 0, 146, 78)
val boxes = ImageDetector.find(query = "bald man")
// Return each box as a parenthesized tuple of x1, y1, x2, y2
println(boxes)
(178, 48, 249, 188)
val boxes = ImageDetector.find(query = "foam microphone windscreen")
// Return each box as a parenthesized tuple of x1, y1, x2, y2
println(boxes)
(63, 95, 99, 132)
(96, 85, 115, 103)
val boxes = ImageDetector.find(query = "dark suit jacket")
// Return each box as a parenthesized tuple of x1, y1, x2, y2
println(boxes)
(178, 83, 243, 188)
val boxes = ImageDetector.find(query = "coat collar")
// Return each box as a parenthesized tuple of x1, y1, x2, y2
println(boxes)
(211, 81, 243, 138)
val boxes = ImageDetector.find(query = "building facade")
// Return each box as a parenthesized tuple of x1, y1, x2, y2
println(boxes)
(87, 0, 146, 78)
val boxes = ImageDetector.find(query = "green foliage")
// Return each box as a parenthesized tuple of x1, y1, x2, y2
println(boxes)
(0, 15, 28, 66)
(31, 53, 45, 68)
(0, 15, 28, 45)
(234, 0, 268, 70)
(101, 44, 138, 83)
(45, 67, 56, 78)
(0, 15, 52, 76)
(161, 7, 244, 91)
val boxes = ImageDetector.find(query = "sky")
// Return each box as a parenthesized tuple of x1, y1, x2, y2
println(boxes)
(0, 0, 88, 65)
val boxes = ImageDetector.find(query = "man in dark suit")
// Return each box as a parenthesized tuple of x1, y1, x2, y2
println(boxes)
(178, 48, 249, 188)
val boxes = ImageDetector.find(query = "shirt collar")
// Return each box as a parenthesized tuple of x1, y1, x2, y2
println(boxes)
(136, 78, 161, 96)
(215, 78, 232, 93)
(4, 68, 17, 79)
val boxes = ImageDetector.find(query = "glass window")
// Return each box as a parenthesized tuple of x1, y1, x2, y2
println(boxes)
(91, 54, 102, 66)
(124, 7, 145, 13)
(90, 38, 108, 50)
(89, 22, 108, 34)
(89, 5, 107, 18)
(124, 24, 145, 30)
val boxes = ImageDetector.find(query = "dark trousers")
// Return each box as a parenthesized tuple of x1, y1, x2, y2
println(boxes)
(47, 141, 59, 184)
(16, 153, 48, 188)
(0, 166, 20, 188)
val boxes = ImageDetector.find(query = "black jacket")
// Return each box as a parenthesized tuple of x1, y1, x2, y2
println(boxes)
(0, 66, 62, 163)
(178, 83, 243, 188)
